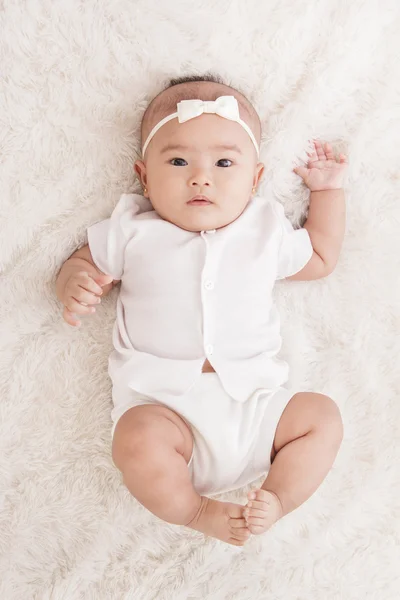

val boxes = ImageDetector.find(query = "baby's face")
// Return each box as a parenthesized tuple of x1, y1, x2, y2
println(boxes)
(135, 114, 264, 232)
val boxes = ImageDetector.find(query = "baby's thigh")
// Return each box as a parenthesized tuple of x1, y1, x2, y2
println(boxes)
(112, 404, 194, 471)
(272, 392, 343, 458)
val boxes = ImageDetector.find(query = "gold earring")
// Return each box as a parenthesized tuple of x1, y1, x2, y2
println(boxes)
(144, 187, 148, 195)
(252, 186, 256, 194)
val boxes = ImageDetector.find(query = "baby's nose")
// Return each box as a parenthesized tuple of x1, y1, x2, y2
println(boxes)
(190, 179, 210, 186)
(189, 173, 211, 187)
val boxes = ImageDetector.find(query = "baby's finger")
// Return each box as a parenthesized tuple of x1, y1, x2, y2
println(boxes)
(76, 272, 104, 295)
(74, 286, 102, 306)
(65, 297, 97, 315)
(293, 166, 309, 179)
(324, 143, 336, 161)
(63, 306, 82, 327)
(314, 140, 327, 160)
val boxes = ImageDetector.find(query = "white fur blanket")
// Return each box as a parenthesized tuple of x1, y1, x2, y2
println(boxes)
(1, 1, 400, 598)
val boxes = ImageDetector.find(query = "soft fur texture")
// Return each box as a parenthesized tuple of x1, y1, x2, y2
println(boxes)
(1, 1, 400, 598)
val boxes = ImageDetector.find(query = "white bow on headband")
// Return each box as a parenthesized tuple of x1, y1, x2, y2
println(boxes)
(178, 96, 241, 122)
(141, 95, 259, 157)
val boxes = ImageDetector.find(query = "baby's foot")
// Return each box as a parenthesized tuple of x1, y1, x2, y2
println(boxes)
(243, 489, 284, 535)
(186, 497, 251, 546)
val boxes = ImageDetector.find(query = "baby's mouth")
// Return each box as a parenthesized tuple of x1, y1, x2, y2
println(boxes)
(187, 195, 212, 206)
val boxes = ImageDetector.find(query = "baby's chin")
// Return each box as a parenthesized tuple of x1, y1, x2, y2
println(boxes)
(170, 214, 234, 233)
(163, 206, 244, 233)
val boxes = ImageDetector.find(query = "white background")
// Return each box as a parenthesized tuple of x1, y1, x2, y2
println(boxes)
(1, 1, 399, 598)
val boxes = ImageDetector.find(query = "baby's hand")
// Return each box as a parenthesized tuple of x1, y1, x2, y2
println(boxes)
(293, 140, 348, 191)
(62, 271, 113, 327)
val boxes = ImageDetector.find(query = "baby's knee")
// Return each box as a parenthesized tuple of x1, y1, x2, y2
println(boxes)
(112, 414, 167, 473)
(313, 393, 344, 446)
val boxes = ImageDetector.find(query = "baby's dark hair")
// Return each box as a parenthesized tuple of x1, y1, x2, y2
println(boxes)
(140, 72, 261, 149)
(168, 73, 226, 87)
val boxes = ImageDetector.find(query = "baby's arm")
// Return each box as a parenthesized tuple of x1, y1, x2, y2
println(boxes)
(289, 140, 348, 280)
(56, 244, 119, 327)
(287, 188, 346, 281)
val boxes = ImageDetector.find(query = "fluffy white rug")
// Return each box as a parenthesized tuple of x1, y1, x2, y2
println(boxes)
(1, 1, 400, 598)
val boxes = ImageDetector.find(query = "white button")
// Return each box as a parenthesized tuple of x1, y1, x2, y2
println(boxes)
(205, 344, 214, 355)
(204, 280, 214, 290)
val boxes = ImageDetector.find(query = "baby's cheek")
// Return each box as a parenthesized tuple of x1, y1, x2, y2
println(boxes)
(152, 194, 183, 225)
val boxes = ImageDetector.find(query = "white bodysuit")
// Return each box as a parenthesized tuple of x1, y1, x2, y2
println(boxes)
(87, 192, 313, 496)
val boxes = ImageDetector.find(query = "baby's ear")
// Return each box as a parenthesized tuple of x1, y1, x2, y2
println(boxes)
(255, 162, 265, 186)
(134, 160, 147, 186)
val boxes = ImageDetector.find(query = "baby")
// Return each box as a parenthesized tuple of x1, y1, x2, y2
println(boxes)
(56, 75, 346, 547)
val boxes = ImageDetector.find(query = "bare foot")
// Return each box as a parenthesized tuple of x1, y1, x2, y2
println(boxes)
(186, 496, 251, 546)
(243, 489, 284, 535)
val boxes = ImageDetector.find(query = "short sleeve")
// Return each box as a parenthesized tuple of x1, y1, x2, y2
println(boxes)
(87, 194, 149, 280)
(273, 201, 314, 280)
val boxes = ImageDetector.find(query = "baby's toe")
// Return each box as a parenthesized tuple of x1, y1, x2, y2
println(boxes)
(230, 517, 248, 529)
(256, 489, 281, 505)
(248, 523, 266, 535)
(247, 500, 268, 512)
(229, 514, 251, 541)
(254, 489, 275, 503)
(253, 489, 284, 518)
(229, 537, 247, 546)
(231, 527, 251, 541)
(227, 503, 245, 519)
(247, 507, 267, 519)
(244, 489, 284, 534)
(247, 514, 266, 527)
(245, 506, 268, 535)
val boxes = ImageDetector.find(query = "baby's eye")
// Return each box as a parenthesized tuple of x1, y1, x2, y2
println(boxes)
(170, 158, 187, 166)
(216, 159, 232, 167)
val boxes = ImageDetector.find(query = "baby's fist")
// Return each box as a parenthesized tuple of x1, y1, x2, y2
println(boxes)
(63, 271, 113, 327)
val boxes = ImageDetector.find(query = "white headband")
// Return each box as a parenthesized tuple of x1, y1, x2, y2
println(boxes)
(141, 95, 259, 158)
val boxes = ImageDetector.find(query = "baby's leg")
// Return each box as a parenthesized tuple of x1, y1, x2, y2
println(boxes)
(112, 405, 250, 546)
(244, 392, 343, 534)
